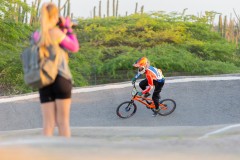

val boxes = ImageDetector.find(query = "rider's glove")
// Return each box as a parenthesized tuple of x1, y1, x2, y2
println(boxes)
(137, 92, 143, 96)
(131, 77, 136, 84)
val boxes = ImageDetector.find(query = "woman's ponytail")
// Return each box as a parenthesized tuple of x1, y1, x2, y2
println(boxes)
(39, 3, 54, 58)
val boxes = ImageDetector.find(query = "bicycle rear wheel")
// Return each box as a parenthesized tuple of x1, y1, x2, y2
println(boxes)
(116, 101, 137, 118)
(158, 99, 176, 116)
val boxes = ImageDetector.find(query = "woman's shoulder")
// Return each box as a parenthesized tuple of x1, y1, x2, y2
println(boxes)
(50, 27, 66, 44)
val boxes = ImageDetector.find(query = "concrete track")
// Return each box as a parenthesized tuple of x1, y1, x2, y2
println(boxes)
(0, 74, 240, 160)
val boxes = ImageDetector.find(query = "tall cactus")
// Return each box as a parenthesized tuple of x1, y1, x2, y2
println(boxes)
(229, 18, 235, 43)
(223, 15, 228, 38)
(30, 1, 36, 25)
(218, 15, 223, 37)
(113, 0, 115, 17)
(21, 0, 27, 23)
(107, 0, 109, 17)
(58, 0, 61, 14)
(36, 0, 41, 20)
(93, 6, 96, 18)
(116, 0, 118, 18)
(140, 5, 144, 14)
(135, 2, 138, 14)
(66, 0, 70, 16)
(99, 0, 102, 18)
(63, 3, 66, 17)
(16, 3, 20, 23)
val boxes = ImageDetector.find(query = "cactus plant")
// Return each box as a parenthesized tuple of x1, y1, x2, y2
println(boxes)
(141, 5, 144, 14)
(116, 0, 118, 17)
(218, 15, 223, 37)
(223, 15, 227, 38)
(99, 0, 102, 18)
(67, 0, 70, 16)
(135, 2, 138, 14)
(93, 6, 96, 18)
(107, 0, 109, 17)
(113, 0, 115, 17)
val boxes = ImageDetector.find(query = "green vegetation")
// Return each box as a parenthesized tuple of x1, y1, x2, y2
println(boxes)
(1, 12, 240, 95)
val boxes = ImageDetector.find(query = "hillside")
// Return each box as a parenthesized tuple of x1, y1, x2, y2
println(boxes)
(0, 12, 240, 95)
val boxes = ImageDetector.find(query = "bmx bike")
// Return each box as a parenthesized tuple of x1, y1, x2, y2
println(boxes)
(116, 82, 176, 118)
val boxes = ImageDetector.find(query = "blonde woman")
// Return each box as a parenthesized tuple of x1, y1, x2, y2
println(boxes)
(32, 3, 79, 137)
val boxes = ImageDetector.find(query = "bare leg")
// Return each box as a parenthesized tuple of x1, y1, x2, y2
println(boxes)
(55, 98, 71, 137)
(41, 102, 56, 136)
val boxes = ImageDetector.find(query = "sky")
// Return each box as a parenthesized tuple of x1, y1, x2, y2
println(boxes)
(26, 0, 240, 19)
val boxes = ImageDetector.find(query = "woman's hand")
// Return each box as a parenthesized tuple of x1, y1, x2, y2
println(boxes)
(58, 16, 73, 34)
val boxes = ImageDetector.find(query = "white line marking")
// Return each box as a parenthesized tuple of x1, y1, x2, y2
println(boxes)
(0, 76, 240, 104)
(198, 124, 240, 139)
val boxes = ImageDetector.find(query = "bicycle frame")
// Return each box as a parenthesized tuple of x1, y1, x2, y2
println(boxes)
(132, 95, 155, 109)
(131, 83, 167, 110)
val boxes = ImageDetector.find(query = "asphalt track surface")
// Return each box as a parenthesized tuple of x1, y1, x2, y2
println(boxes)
(0, 74, 240, 131)
(0, 74, 240, 160)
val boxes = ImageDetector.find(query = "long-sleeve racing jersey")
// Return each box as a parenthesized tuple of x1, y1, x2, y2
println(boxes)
(134, 66, 165, 94)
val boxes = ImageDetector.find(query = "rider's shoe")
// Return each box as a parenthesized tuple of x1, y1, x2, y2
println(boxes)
(152, 108, 160, 117)
(144, 92, 151, 98)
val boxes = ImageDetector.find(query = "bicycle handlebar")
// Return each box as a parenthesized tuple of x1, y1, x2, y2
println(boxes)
(131, 81, 140, 97)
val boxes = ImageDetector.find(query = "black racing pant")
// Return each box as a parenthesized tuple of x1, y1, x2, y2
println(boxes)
(139, 79, 165, 110)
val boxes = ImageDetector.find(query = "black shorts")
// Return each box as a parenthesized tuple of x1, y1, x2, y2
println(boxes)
(39, 75, 72, 103)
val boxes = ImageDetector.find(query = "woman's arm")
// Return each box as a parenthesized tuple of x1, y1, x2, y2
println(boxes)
(51, 27, 80, 53)
(32, 27, 80, 53)
(59, 31, 79, 53)
(32, 31, 40, 44)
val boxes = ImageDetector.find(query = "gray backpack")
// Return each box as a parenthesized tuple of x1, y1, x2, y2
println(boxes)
(21, 44, 59, 89)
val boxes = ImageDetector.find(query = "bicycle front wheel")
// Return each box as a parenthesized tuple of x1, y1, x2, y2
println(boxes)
(116, 101, 137, 118)
(158, 99, 176, 116)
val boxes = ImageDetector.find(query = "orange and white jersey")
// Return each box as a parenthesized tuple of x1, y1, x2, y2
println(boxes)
(134, 66, 165, 94)
(145, 66, 164, 86)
